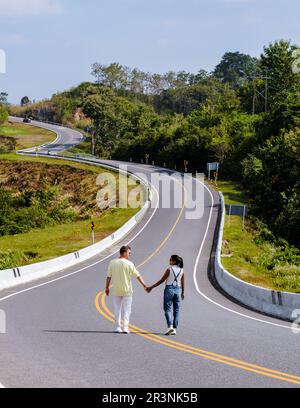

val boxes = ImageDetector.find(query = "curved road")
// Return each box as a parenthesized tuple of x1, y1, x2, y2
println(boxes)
(0, 120, 299, 388)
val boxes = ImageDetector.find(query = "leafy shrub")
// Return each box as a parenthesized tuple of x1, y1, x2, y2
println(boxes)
(0, 107, 8, 124)
(0, 250, 26, 270)
(267, 265, 300, 293)
(0, 249, 40, 269)
(0, 136, 16, 153)
(0, 186, 77, 237)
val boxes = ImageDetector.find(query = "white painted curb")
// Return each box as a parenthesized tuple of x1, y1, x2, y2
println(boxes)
(0, 155, 153, 291)
(214, 193, 300, 321)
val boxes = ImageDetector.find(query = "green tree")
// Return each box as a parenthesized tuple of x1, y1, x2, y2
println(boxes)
(214, 52, 258, 88)
(0, 106, 8, 124)
(0, 92, 8, 105)
(242, 129, 300, 246)
(259, 40, 300, 102)
(91, 63, 130, 90)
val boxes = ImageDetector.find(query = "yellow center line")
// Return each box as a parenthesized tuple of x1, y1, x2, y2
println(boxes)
(94, 177, 300, 386)
(136, 179, 187, 269)
(95, 292, 300, 386)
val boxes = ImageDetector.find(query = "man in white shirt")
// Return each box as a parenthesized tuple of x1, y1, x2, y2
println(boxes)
(105, 246, 147, 334)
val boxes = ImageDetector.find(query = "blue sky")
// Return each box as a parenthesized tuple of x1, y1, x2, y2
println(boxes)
(0, 0, 299, 104)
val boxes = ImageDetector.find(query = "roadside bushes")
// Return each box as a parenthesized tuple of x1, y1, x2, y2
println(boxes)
(0, 187, 76, 237)
(0, 136, 16, 153)
(0, 107, 8, 124)
(0, 249, 38, 270)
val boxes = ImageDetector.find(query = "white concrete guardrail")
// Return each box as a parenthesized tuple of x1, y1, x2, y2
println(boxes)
(214, 193, 300, 321)
(0, 154, 154, 291)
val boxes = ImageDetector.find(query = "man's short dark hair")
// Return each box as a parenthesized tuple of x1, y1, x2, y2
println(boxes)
(120, 246, 131, 255)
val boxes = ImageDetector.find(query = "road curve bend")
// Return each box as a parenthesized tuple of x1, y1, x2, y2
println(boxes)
(0, 120, 299, 388)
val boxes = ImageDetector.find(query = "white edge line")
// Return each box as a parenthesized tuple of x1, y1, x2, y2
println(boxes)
(0, 183, 159, 304)
(0, 168, 295, 388)
(0, 165, 158, 389)
(193, 178, 295, 332)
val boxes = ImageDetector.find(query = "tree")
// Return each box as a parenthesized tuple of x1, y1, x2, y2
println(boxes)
(129, 68, 150, 94)
(260, 40, 300, 102)
(242, 129, 300, 246)
(214, 52, 258, 88)
(0, 92, 8, 105)
(0, 106, 8, 124)
(91, 63, 130, 90)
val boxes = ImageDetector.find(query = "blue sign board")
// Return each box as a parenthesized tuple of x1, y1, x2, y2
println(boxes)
(207, 162, 220, 171)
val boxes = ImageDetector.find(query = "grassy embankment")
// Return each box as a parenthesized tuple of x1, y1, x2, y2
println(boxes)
(0, 122, 55, 150)
(0, 123, 143, 269)
(215, 180, 300, 293)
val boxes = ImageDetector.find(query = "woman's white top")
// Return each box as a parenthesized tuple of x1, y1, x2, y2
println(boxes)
(166, 266, 184, 288)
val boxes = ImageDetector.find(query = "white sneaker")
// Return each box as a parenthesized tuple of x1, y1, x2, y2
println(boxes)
(115, 327, 123, 334)
(170, 329, 177, 336)
(123, 327, 130, 334)
(165, 328, 175, 336)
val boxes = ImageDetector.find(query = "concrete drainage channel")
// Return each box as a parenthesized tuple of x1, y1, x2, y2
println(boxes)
(0, 153, 155, 292)
(214, 193, 300, 321)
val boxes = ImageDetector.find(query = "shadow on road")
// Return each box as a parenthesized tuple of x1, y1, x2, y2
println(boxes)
(43, 330, 165, 336)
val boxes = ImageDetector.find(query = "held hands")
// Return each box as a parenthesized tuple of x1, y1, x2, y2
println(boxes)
(144, 286, 153, 293)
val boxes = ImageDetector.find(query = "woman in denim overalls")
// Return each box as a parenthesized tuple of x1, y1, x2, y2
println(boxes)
(147, 255, 185, 336)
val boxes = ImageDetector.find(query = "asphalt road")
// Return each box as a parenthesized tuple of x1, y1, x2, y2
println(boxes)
(0, 121, 299, 388)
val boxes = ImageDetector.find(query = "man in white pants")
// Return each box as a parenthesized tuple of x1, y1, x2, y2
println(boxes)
(105, 246, 147, 334)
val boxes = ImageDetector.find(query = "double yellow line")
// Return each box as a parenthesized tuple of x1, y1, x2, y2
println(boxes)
(95, 291, 300, 386)
(94, 176, 300, 386)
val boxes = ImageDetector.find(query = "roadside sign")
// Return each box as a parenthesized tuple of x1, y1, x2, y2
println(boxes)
(184, 160, 189, 172)
(226, 205, 248, 229)
(207, 162, 219, 171)
(91, 222, 95, 244)
(207, 162, 220, 180)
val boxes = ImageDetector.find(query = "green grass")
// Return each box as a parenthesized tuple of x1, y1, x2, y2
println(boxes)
(0, 152, 110, 173)
(66, 136, 93, 155)
(0, 122, 56, 150)
(0, 153, 143, 268)
(0, 122, 144, 269)
(221, 216, 275, 289)
(0, 208, 137, 267)
(217, 180, 300, 293)
(214, 180, 246, 205)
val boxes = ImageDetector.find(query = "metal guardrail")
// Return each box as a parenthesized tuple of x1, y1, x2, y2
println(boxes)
(214, 193, 300, 321)
(0, 152, 154, 291)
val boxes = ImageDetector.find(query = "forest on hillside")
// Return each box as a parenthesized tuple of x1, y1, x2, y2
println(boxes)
(5, 40, 300, 249)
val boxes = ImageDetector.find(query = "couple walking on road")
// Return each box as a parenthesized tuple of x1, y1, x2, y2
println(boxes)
(105, 246, 185, 336)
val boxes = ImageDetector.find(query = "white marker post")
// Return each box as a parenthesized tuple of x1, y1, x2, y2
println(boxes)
(242, 205, 246, 230)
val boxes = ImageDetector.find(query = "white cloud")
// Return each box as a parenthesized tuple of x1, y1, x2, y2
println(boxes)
(0, 0, 62, 17)
(0, 34, 28, 45)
